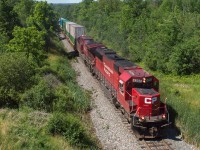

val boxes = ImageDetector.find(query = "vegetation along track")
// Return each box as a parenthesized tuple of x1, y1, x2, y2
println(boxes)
(60, 33, 197, 150)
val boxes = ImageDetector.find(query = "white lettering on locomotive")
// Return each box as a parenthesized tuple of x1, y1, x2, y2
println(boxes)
(133, 79, 142, 83)
(103, 63, 113, 76)
(104, 68, 110, 76)
(144, 97, 157, 104)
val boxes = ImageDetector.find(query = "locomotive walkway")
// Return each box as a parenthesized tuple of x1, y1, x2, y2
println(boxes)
(59, 33, 197, 150)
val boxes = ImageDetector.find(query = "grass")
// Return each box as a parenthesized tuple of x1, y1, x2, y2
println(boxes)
(160, 74, 200, 147)
(0, 32, 101, 150)
(139, 63, 200, 148)
(0, 108, 72, 150)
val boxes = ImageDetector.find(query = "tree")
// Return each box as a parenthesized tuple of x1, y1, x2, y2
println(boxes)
(0, 53, 36, 107)
(27, 1, 57, 51)
(0, 0, 20, 39)
(168, 34, 200, 75)
(14, 0, 35, 26)
(8, 26, 46, 65)
(27, 1, 57, 31)
(0, 33, 9, 53)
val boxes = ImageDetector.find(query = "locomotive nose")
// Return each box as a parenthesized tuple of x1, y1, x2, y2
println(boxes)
(132, 88, 161, 118)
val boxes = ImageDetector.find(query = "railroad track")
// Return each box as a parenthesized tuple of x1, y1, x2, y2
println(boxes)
(138, 139, 173, 150)
(117, 105, 173, 150)
(98, 80, 173, 150)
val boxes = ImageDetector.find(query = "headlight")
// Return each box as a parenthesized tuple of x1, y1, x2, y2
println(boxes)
(143, 78, 146, 83)
(162, 114, 166, 119)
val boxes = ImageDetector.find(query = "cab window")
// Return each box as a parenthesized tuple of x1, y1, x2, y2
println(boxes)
(119, 80, 124, 93)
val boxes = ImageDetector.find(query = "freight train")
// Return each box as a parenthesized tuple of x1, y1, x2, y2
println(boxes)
(59, 18, 170, 138)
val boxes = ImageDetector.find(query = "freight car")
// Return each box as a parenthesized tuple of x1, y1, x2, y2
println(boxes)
(59, 18, 85, 49)
(59, 18, 170, 138)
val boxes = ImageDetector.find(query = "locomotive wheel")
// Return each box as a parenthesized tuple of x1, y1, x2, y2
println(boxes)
(112, 98, 120, 109)
(121, 107, 125, 115)
(130, 117, 134, 130)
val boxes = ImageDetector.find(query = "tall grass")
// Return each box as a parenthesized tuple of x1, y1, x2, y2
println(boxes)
(157, 74, 200, 147)
(138, 62, 200, 147)
(0, 109, 71, 150)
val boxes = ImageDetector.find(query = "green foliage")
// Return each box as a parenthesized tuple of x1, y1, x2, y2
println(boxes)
(0, 0, 98, 148)
(54, 83, 90, 113)
(8, 26, 46, 65)
(0, 0, 20, 39)
(21, 78, 55, 112)
(27, 1, 57, 31)
(158, 75, 200, 146)
(47, 54, 90, 113)
(168, 35, 200, 75)
(0, 109, 68, 150)
(0, 53, 35, 107)
(26, 1, 58, 51)
(14, 0, 35, 26)
(0, 33, 9, 53)
(48, 56, 76, 83)
(8, 125, 52, 150)
(56, 0, 200, 75)
(47, 113, 95, 148)
(54, 85, 81, 113)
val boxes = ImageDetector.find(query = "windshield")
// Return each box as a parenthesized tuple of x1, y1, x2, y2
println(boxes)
(133, 82, 153, 89)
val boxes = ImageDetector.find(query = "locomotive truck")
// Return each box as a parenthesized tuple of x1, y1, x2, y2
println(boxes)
(59, 18, 170, 138)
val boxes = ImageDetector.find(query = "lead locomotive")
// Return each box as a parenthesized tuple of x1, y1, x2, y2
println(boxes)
(59, 18, 170, 138)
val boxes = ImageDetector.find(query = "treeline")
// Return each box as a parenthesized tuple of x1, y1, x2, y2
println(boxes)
(54, 0, 200, 75)
(0, 0, 98, 149)
(0, 0, 57, 108)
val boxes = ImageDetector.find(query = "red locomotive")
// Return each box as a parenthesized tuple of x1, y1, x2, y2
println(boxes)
(59, 18, 170, 138)
(76, 35, 170, 138)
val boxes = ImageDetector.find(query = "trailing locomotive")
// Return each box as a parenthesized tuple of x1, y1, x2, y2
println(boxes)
(59, 18, 170, 138)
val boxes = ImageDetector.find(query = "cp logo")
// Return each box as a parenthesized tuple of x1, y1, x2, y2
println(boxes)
(144, 97, 157, 104)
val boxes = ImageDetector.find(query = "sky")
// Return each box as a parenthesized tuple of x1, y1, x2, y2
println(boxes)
(37, 0, 83, 4)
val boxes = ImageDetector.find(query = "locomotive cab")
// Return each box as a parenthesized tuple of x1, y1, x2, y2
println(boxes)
(131, 87, 169, 137)
(119, 71, 169, 137)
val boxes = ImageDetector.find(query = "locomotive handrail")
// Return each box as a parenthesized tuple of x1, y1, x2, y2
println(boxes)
(125, 90, 132, 97)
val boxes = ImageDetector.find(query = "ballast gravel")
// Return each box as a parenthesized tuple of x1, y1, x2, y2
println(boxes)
(61, 34, 198, 150)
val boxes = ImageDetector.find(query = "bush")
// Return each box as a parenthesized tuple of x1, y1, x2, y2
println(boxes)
(53, 85, 76, 113)
(47, 113, 94, 147)
(49, 57, 76, 83)
(0, 110, 60, 150)
(54, 83, 91, 113)
(0, 53, 36, 108)
(21, 78, 55, 112)
(168, 36, 200, 75)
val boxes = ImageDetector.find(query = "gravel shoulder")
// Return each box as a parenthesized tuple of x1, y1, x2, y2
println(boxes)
(60, 35, 198, 150)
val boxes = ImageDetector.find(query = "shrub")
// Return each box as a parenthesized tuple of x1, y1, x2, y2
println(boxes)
(0, 53, 36, 108)
(53, 85, 76, 113)
(49, 57, 76, 83)
(21, 78, 55, 112)
(47, 113, 93, 147)
(54, 83, 91, 113)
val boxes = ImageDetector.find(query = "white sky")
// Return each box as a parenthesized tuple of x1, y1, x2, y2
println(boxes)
(37, 0, 83, 4)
